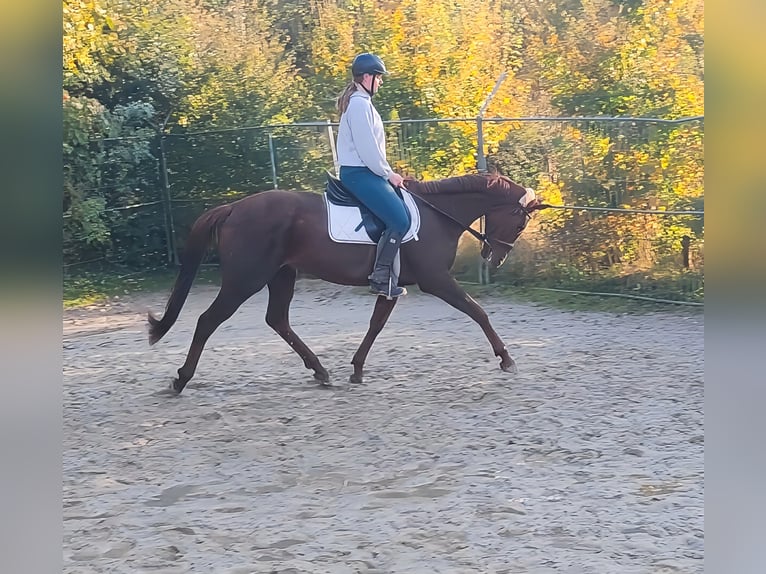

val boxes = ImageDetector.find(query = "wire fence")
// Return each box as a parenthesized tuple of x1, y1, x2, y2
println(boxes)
(63, 115, 704, 304)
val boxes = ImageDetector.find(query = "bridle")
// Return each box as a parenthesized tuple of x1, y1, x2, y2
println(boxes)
(404, 186, 532, 262)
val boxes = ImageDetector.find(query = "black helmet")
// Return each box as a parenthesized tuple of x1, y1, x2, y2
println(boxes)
(351, 53, 388, 77)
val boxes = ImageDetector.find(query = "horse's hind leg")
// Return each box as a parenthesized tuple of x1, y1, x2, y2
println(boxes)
(350, 296, 398, 384)
(266, 266, 330, 383)
(172, 284, 254, 393)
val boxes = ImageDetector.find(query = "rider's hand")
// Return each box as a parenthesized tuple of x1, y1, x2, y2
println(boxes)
(387, 172, 405, 188)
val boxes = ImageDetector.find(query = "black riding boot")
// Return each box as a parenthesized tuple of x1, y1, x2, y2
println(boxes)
(369, 229, 407, 299)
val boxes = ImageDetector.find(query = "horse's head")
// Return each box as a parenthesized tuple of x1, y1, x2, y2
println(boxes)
(480, 185, 546, 268)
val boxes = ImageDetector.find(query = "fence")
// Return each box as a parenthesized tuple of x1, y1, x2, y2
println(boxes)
(63, 115, 704, 303)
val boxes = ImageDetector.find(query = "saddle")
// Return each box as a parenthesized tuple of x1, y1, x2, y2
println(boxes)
(325, 172, 391, 243)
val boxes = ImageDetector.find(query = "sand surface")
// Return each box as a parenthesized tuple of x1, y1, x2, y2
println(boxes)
(63, 280, 704, 573)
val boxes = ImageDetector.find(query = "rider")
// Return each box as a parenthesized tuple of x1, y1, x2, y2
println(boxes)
(336, 52, 409, 299)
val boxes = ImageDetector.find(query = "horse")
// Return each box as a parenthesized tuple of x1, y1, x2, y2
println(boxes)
(147, 173, 547, 393)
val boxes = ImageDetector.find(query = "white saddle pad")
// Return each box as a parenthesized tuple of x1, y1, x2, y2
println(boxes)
(323, 189, 421, 245)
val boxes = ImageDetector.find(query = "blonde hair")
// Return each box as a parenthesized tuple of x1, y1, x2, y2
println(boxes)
(336, 79, 363, 114)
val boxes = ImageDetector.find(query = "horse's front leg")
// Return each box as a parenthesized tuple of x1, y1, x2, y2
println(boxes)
(266, 265, 330, 383)
(418, 274, 517, 374)
(350, 295, 398, 384)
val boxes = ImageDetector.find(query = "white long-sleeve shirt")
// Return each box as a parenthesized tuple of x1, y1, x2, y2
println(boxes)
(336, 89, 394, 178)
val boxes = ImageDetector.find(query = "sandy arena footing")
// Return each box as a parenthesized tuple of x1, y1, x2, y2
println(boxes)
(63, 280, 704, 573)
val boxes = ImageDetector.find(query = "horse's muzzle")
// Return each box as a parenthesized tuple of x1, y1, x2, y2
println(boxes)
(482, 242, 513, 268)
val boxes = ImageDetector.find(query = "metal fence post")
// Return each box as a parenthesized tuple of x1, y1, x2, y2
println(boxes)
(476, 71, 508, 174)
(326, 119, 339, 177)
(476, 115, 487, 173)
(478, 216, 490, 285)
(156, 130, 179, 265)
(476, 72, 507, 281)
(268, 133, 278, 189)
(476, 117, 489, 282)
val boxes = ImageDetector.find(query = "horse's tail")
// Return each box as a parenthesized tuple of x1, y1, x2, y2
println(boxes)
(147, 204, 233, 345)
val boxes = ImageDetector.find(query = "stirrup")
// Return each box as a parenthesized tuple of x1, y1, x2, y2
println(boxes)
(369, 280, 407, 299)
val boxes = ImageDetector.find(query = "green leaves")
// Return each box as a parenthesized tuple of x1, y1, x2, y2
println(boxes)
(62, 0, 704, 302)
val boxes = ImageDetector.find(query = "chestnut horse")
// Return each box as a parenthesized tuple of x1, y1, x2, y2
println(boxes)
(148, 173, 546, 393)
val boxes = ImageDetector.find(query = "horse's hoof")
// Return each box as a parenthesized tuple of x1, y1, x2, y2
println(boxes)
(313, 369, 330, 384)
(349, 374, 364, 384)
(500, 360, 518, 375)
(155, 382, 181, 397)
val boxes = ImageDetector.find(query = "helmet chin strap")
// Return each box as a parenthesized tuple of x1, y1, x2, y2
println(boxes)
(362, 75, 377, 97)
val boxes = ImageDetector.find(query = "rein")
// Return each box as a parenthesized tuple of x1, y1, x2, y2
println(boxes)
(403, 186, 528, 258)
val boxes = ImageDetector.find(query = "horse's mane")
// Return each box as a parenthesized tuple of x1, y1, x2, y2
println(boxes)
(405, 173, 521, 199)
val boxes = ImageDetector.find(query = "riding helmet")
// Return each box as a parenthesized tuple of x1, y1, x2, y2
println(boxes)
(351, 53, 388, 77)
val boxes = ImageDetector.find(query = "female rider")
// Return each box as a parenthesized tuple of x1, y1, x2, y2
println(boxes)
(336, 53, 409, 299)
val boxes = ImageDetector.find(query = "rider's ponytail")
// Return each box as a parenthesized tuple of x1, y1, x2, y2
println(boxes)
(337, 81, 362, 114)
